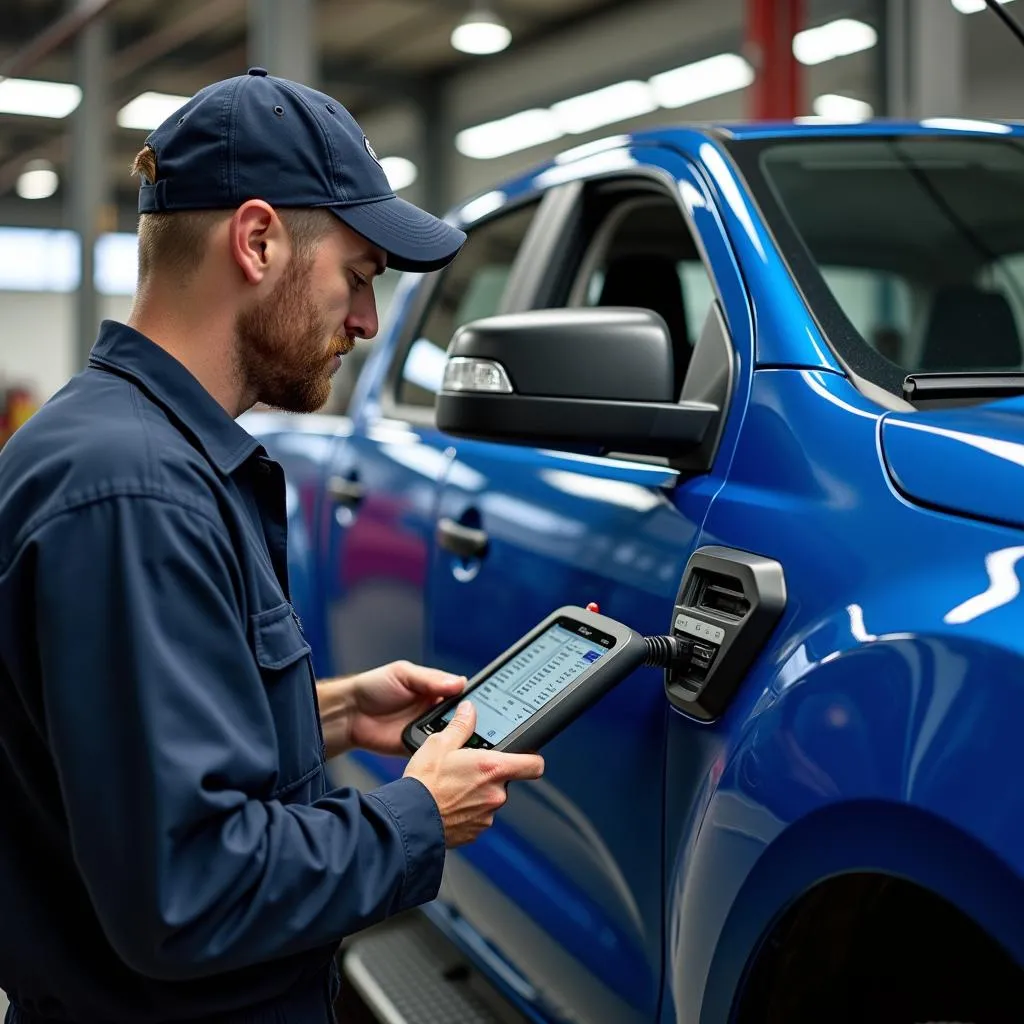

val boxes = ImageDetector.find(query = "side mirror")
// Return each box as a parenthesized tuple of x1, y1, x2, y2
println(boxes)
(434, 308, 719, 457)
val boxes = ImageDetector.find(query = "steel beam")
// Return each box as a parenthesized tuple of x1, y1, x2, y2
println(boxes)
(247, 0, 316, 87)
(746, 0, 804, 120)
(419, 77, 452, 216)
(0, 0, 119, 81)
(68, 0, 112, 370)
(885, 0, 965, 119)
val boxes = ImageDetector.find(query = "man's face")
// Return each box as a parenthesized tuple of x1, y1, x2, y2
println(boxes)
(235, 221, 384, 413)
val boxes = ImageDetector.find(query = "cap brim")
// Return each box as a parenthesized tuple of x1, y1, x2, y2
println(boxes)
(329, 195, 466, 273)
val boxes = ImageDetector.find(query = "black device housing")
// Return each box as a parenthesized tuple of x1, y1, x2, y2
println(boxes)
(402, 606, 647, 754)
(664, 546, 787, 721)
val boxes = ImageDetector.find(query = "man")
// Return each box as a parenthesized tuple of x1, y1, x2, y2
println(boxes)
(0, 69, 544, 1023)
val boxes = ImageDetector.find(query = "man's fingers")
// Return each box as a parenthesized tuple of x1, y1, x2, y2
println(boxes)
(434, 700, 476, 750)
(487, 752, 545, 782)
(403, 668, 466, 698)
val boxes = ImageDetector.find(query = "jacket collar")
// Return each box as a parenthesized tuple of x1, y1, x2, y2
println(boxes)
(88, 320, 262, 475)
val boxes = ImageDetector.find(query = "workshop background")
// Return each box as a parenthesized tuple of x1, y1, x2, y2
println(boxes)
(0, 0, 1019, 1016)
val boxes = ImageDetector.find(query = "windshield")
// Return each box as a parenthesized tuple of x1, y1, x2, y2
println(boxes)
(732, 135, 1024, 394)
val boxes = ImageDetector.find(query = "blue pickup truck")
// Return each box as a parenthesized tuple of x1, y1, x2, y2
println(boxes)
(245, 119, 1024, 1023)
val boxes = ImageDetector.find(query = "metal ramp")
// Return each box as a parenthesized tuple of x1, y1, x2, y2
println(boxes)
(341, 911, 532, 1024)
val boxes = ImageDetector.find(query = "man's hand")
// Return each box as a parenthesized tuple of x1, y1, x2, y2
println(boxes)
(317, 661, 466, 759)
(404, 701, 545, 847)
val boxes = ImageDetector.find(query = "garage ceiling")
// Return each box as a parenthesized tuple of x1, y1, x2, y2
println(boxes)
(0, 0, 633, 210)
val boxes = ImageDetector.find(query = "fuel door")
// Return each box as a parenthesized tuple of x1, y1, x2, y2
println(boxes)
(666, 546, 786, 721)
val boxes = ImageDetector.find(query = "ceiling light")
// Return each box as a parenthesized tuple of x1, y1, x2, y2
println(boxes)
(812, 94, 874, 121)
(451, 4, 511, 55)
(650, 53, 754, 109)
(379, 156, 418, 191)
(793, 19, 878, 65)
(117, 91, 190, 131)
(551, 81, 657, 135)
(16, 160, 59, 200)
(456, 108, 563, 160)
(951, 0, 1015, 11)
(0, 78, 81, 118)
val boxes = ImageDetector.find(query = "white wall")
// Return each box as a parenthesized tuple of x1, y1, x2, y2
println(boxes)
(0, 293, 134, 400)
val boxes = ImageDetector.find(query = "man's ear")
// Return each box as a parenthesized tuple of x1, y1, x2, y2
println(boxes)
(229, 200, 287, 285)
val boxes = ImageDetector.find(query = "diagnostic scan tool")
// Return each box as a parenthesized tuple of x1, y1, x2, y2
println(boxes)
(403, 606, 647, 754)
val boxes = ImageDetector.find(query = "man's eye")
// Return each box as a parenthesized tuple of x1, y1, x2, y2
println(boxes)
(348, 270, 367, 291)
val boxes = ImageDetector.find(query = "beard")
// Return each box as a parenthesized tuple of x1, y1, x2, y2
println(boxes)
(235, 255, 353, 414)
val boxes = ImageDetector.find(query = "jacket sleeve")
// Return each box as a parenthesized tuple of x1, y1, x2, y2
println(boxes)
(32, 492, 445, 980)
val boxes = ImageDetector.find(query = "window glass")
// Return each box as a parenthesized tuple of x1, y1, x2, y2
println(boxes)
(579, 198, 713, 398)
(397, 202, 538, 407)
(976, 251, 1024, 348)
(744, 136, 1024, 383)
(819, 266, 915, 365)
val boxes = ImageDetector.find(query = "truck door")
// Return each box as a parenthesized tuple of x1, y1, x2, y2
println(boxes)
(319, 197, 544, 678)
(425, 150, 749, 1024)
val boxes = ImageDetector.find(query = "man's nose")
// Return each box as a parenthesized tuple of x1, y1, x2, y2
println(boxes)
(346, 294, 379, 341)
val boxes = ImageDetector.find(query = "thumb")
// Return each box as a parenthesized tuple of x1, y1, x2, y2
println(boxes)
(437, 700, 476, 750)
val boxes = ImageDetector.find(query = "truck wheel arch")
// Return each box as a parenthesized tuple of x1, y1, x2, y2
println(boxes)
(688, 800, 1024, 1023)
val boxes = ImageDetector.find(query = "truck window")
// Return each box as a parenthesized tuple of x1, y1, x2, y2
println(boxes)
(575, 194, 714, 400)
(396, 201, 539, 409)
(731, 135, 1024, 392)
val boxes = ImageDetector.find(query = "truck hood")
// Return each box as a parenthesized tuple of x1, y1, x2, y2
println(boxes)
(880, 396, 1024, 531)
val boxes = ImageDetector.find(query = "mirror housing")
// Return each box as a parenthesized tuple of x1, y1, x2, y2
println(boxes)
(434, 308, 719, 457)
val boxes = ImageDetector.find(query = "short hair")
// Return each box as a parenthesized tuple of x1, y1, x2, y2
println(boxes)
(130, 145, 334, 284)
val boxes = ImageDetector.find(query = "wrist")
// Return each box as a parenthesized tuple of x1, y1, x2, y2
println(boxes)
(316, 675, 357, 759)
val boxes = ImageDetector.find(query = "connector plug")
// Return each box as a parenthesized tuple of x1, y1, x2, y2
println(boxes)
(642, 634, 693, 672)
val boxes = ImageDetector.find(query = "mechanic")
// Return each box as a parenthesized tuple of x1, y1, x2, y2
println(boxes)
(0, 69, 544, 1024)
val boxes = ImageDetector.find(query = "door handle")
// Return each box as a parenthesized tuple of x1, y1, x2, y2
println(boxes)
(327, 474, 364, 507)
(437, 517, 489, 559)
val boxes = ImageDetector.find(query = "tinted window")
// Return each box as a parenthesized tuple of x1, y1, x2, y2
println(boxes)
(741, 136, 1024, 388)
(397, 202, 538, 408)
(579, 197, 714, 399)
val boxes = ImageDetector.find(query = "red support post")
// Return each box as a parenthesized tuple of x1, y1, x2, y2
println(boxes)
(746, 0, 804, 120)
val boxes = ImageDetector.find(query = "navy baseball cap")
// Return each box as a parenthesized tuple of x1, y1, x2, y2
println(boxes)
(137, 68, 466, 273)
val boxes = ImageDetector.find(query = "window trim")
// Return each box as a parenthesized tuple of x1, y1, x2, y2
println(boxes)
(380, 188, 570, 426)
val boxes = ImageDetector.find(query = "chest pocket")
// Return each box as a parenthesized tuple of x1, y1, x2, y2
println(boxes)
(250, 601, 326, 800)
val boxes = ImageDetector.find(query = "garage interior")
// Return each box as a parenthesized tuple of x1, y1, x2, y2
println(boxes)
(2, 0, 1024, 1020)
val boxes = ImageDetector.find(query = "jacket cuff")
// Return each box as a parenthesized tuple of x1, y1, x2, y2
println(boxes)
(365, 776, 445, 910)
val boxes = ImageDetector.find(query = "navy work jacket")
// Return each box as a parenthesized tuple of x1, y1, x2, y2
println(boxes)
(0, 321, 445, 1023)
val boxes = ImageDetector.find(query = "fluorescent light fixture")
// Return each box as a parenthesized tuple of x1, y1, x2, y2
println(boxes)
(16, 160, 59, 200)
(650, 53, 754, 109)
(793, 19, 878, 65)
(95, 232, 139, 295)
(951, 0, 1015, 11)
(0, 228, 144, 295)
(812, 94, 874, 122)
(117, 91, 190, 131)
(0, 78, 81, 118)
(0, 227, 79, 292)
(379, 156, 418, 191)
(920, 116, 1013, 133)
(552, 80, 657, 135)
(451, 4, 511, 54)
(456, 108, 563, 159)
